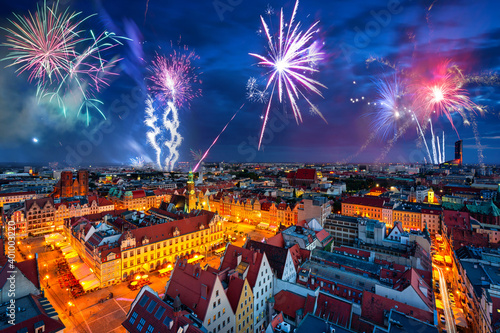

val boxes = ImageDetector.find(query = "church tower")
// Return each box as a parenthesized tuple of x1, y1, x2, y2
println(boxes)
(186, 171, 196, 212)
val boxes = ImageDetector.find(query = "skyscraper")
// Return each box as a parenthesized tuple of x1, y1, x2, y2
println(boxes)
(455, 140, 463, 165)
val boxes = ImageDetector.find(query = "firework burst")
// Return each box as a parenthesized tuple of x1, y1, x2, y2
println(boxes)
(130, 156, 146, 168)
(246, 77, 269, 103)
(368, 75, 410, 140)
(145, 44, 201, 171)
(147, 46, 201, 108)
(2, 0, 125, 124)
(250, 0, 326, 149)
(414, 61, 482, 135)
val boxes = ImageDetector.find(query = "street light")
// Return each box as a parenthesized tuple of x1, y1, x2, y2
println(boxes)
(68, 301, 74, 316)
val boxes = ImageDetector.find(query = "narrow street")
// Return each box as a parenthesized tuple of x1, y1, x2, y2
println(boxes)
(436, 265, 456, 333)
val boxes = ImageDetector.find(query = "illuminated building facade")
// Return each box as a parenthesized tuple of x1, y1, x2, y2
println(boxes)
(119, 211, 224, 279)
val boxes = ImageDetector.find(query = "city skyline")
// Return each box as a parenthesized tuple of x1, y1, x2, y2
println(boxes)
(0, 0, 499, 167)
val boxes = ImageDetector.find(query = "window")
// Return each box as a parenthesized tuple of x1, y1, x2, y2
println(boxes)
(154, 306, 165, 319)
(146, 324, 154, 333)
(218, 311, 221, 318)
(139, 296, 149, 307)
(137, 318, 146, 331)
(208, 319, 211, 325)
(147, 300, 157, 313)
(239, 314, 241, 320)
(129, 312, 138, 324)
(223, 308, 225, 314)
(228, 317, 230, 323)
(218, 299, 221, 305)
(216, 290, 219, 296)
(213, 302, 216, 309)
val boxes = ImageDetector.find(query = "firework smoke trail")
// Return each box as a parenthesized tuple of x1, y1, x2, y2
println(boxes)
(194, 104, 245, 172)
(146, 45, 201, 171)
(442, 133, 445, 163)
(375, 120, 412, 163)
(470, 112, 485, 167)
(162, 100, 182, 171)
(435, 128, 442, 164)
(2, 1, 125, 124)
(250, 0, 326, 149)
(414, 116, 433, 163)
(145, 96, 162, 170)
(429, 119, 438, 164)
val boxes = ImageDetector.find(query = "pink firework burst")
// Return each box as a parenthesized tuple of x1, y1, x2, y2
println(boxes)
(2, 1, 86, 84)
(147, 46, 202, 108)
(415, 62, 482, 134)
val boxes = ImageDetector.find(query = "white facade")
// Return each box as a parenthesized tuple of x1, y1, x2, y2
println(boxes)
(252, 254, 274, 333)
(281, 251, 297, 283)
(375, 283, 429, 312)
(205, 277, 236, 333)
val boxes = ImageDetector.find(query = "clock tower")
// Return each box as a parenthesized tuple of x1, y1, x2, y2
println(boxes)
(187, 170, 196, 212)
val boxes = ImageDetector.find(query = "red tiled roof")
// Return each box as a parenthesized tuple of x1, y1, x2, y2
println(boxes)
(273, 290, 306, 319)
(295, 169, 316, 180)
(220, 244, 264, 288)
(361, 291, 433, 327)
(247, 241, 289, 279)
(166, 262, 218, 321)
(0, 259, 40, 291)
(342, 196, 389, 208)
(315, 229, 330, 242)
(266, 233, 284, 248)
(313, 293, 352, 328)
(226, 277, 245, 313)
(394, 268, 433, 311)
(269, 312, 285, 331)
(304, 294, 316, 315)
(98, 197, 113, 206)
(25, 197, 54, 211)
(16, 258, 40, 289)
(132, 190, 146, 198)
(0, 191, 35, 198)
(123, 211, 215, 246)
(335, 246, 370, 259)
(350, 313, 375, 333)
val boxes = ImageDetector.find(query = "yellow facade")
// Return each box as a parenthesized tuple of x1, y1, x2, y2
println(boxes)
(342, 203, 383, 220)
(392, 210, 422, 230)
(120, 217, 224, 279)
(236, 279, 254, 333)
(210, 195, 297, 226)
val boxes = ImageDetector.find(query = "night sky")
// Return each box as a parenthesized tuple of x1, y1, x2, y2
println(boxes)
(0, 0, 499, 167)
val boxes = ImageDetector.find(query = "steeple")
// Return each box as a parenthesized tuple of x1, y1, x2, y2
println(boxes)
(186, 170, 196, 213)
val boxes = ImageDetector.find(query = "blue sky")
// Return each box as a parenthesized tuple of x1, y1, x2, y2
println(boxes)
(0, 0, 499, 166)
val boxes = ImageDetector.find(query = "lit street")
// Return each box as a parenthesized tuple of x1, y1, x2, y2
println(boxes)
(435, 265, 456, 333)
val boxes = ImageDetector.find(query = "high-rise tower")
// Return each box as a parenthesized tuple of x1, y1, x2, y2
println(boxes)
(455, 140, 463, 165)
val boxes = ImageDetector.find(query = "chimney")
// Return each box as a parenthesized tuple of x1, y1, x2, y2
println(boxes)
(253, 251, 257, 264)
(237, 254, 242, 266)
